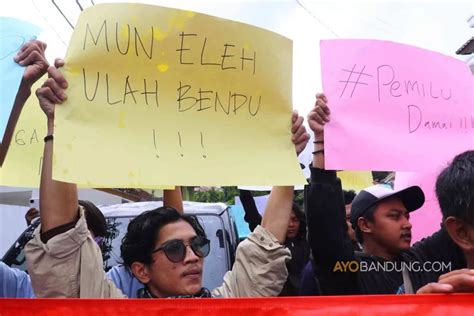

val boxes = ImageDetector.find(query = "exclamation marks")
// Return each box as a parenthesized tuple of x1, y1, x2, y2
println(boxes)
(38, 156, 43, 176)
(200, 132, 207, 158)
(152, 130, 209, 158)
(178, 131, 184, 157)
(152, 129, 159, 158)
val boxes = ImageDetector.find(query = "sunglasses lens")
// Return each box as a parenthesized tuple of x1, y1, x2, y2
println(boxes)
(163, 240, 186, 263)
(191, 237, 210, 258)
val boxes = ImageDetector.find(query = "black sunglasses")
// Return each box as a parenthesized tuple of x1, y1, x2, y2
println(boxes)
(152, 236, 210, 263)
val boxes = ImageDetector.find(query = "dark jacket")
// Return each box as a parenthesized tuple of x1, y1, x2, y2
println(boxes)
(299, 260, 321, 296)
(305, 167, 466, 295)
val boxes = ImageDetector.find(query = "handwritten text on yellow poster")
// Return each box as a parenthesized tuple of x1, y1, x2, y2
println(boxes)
(54, 3, 304, 186)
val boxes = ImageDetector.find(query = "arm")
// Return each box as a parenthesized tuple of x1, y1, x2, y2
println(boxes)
(35, 58, 78, 232)
(261, 186, 294, 244)
(1, 40, 49, 165)
(212, 186, 294, 297)
(417, 269, 474, 294)
(163, 187, 183, 214)
(26, 59, 124, 298)
(261, 110, 308, 243)
(305, 94, 359, 295)
(239, 189, 262, 232)
(0, 262, 35, 298)
(211, 112, 309, 298)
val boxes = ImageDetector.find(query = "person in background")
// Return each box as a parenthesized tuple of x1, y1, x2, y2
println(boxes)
(298, 189, 357, 296)
(239, 189, 310, 296)
(305, 93, 466, 295)
(417, 151, 474, 294)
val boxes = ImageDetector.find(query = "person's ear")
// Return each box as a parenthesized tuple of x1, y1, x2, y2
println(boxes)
(130, 262, 151, 284)
(358, 217, 373, 234)
(444, 216, 474, 252)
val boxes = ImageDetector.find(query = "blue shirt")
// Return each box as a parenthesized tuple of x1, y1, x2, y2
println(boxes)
(0, 261, 35, 298)
(106, 265, 143, 298)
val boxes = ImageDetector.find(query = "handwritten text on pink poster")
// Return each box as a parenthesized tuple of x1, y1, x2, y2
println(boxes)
(320, 39, 473, 172)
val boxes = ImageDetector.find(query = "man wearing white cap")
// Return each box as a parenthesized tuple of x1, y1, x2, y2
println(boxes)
(304, 93, 466, 295)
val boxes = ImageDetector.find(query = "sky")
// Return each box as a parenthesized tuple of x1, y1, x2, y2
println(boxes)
(1, 0, 472, 115)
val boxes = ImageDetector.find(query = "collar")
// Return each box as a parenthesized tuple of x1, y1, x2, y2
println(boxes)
(137, 286, 212, 299)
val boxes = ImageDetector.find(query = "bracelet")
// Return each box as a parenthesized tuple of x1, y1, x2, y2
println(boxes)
(44, 134, 54, 142)
(312, 149, 324, 155)
(313, 140, 324, 144)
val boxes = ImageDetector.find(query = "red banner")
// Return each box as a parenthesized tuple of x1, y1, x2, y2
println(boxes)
(1, 295, 473, 315)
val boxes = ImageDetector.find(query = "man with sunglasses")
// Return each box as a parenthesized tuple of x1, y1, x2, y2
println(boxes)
(25, 58, 310, 298)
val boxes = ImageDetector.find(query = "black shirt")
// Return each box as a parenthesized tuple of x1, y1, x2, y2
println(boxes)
(305, 167, 466, 295)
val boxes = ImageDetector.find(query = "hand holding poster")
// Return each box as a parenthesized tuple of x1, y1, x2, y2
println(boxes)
(320, 39, 473, 172)
(53, 3, 304, 187)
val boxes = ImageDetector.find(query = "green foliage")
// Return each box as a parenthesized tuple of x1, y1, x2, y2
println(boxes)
(192, 186, 240, 205)
(294, 189, 304, 209)
(191, 186, 305, 210)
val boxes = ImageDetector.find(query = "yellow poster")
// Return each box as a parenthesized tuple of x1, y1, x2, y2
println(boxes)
(54, 3, 304, 187)
(0, 78, 46, 187)
(337, 171, 373, 192)
(0, 77, 172, 189)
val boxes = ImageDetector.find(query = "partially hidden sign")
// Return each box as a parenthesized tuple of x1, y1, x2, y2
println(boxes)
(0, 17, 40, 166)
(53, 3, 304, 187)
(0, 77, 46, 188)
(320, 39, 473, 172)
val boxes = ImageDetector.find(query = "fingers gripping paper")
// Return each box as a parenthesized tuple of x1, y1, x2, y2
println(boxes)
(53, 3, 304, 187)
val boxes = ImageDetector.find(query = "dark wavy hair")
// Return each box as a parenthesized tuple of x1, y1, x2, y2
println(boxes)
(120, 206, 206, 268)
(79, 200, 107, 238)
(436, 150, 474, 225)
(292, 203, 307, 240)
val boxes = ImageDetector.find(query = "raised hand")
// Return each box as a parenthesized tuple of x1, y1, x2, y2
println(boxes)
(291, 110, 309, 156)
(307, 93, 330, 138)
(14, 40, 49, 88)
(35, 59, 68, 122)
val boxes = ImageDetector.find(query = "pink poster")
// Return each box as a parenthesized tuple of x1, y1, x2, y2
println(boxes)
(320, 39, 473, 172)
(394, 171, 442, 242)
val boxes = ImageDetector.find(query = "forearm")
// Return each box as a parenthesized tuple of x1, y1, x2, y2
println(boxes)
(313, 132, 325, 169)
(40, 119, 78, 232)
(261, 186, 293, 244)
(305, 167, 354, 267)
(15, 83, 32, 106)
(0, 86, 32, 163)
(212, 225, 291, 298)
(305, 168, 359, 295)
(163, 186, 183, 214)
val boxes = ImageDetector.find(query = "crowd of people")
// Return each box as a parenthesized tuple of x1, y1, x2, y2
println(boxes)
(1, 36, 473, 300)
